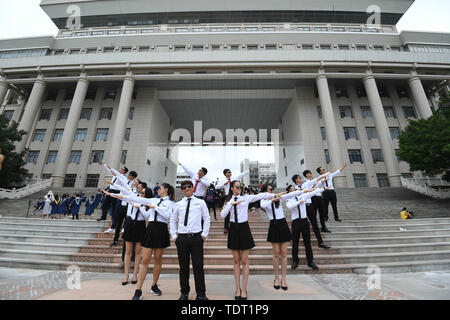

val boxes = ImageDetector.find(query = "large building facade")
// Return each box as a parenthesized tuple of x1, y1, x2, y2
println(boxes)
(0, 0, 449, 189)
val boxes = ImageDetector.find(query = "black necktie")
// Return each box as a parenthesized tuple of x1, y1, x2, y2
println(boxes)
(271, 201, 277, 220)
(112, 177, 116, 183)
(295, 196, 301, 217)
(183, 198, 192, 226)
(154, 199, 163, 222)
(325, 179, 329, 187)
(234, 197, 238, 223)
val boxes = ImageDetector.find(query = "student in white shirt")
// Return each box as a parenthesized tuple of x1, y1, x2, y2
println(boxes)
(220, 180, 284, 300)
(260, 184, 306, 291)
(317, 163, 348, 222)
(177, 162, 210, 199)
(98, 164, 128, 222)
(103, 187, 153, 287)
(170, 180, 210, 301)
(216, 168, 252, 233)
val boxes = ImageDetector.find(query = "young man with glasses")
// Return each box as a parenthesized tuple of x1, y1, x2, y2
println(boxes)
(178, 162, 210, 200)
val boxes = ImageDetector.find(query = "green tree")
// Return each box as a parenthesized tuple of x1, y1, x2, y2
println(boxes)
(0, 113, 28, 188)
(398, 98, 450, 180)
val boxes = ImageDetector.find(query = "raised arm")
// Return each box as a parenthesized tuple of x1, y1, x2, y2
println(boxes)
(216, 178, 227, 190)
(154, 201, 175, 220)
(280, 189, 305, 201)
(260, 199, 272, 210)
(233, 170, 250, 181)
(246, 192, 275, 203)
(302, 188, 325, 201)
(179, 162, 195, 179)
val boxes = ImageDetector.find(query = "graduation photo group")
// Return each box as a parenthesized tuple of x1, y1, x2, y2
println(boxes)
(96, 159, 348, 301)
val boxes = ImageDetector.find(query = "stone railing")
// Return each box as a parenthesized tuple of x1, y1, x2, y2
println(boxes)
(0, 178, 53, 200)
(401, 177, 450, 199)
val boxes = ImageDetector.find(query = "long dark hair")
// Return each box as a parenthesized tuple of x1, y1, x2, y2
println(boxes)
(143, 188, 153, 211)
(261, 184, 279, 208)
(161, 183, 175, 201)
(225, 180, 240, 204)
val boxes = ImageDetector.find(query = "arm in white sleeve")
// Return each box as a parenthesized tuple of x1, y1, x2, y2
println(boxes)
(286, 197, 302, 209)
(139, 206, 152, 220)
(260, 199, 272, 210)
(220, 201, 233, 219)
(130, 196, 156, 206)
(329, 170, 341, 179)
(302, 188, 325, 201)
(180, 163, 195, 179)
(247, 192, 275, 203)
(169, 204, 179, 239)
(155, 201, 174, 220)
(199, 176, 210, 187)
(200, 201, 210, 238)
(113, 183, 134, 196)
(233, 170, 250, 181)
(280, 189, 305, 201)
(216, 179, 226, 189)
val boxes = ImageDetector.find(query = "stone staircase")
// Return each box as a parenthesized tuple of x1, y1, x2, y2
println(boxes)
(0, 187, 449, 274)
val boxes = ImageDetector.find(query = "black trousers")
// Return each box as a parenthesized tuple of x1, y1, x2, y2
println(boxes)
(323, 190, 339, 220)
(100, 193, 118, 220)
(306, 204, 323, 245)
(113, 205, 128, 242)
(206, 202, 217, 219)
(122, 241, 136, 262)
(291, 218, 314, 265)
(175, 234, 206, 296)
(311, 195, 327, 229)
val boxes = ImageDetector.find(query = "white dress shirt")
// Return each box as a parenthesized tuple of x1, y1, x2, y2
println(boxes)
(120, 194, 146, 221)
(260, 190, 305, 221)
(300, 172, 328, 203)
(216, 170, 250, 195)
(170, 196, 210, 239)
(104, 164, 134, 206)
(321, 170, 341, 190)
(131, 196, 174, 224)
(180, 164, 211, 197)
(286, 188, 325, 220)
(220, 192, 275, 223)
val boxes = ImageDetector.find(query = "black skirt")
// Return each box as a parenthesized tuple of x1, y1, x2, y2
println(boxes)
(141, 221, 171, 249)
(122, 217, 146, 243)
(267, 218, 292, 243)
(227, 221, 255, 250)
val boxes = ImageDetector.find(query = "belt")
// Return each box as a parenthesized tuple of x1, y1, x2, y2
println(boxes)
(195, 196, 205, 200)
(108, 189, 120, 194)
(293, 217, 308, 222)
(178, 232, 202, 238)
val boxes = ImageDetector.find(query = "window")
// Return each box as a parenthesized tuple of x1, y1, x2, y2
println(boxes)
(46, 90, 58, 101)
(192, 45, 204, 51)
(64, 91, 74, 101)
(193, 28, 205, 32)
(371, 149, 384, 163)
(265, 44, 277, 50)
(85, 89, 96, 100)
(39, 109, 52, 121)
(141, 29, 154, 33)
(105, 88, 116, 100)
(317, 106, 322, 119)
(230, 45, 240, 50)
(344, 127, 358, 140)
(361, 106, 373, 118)
(366, 127, 377, 140)
(33, 129, 46, 142)
(139, 46, 150, 52)
(356, 45, 367, 50)
(379, 87, 389, 98)
(85, 174, 100, 188)
(42, 173, 52, 180)
(124, 30, 137, 34)
(53, 129, 64, 141)
(350, 28, 362, 32)
(74, 129, 87, 141)
(389, 127, 400, 140)
(100, 108, 113, 120)
(324, 149, 330, 164)
(402, 173, 413, 179)
(121, 150, 127, 164)
(103, 47, 115, 53)
(284, 166, 288, 177)
(91, 31, 104, 36)
(320, 127, 326, 140)
(210, 27, 223, 32)
(128, 107, 134, 120)
(338, 44, 349, 50)
(395, 149, 404, 162)
(348, 149, 363, 163)
(174, 46, 185, 51)
(247, 45, 258, 50)
(3, 110, 14, 121)
(353, 174, 368, 187)
(245, 27, 258, 32)
(165, 166, 168, 177)
(46, 151, 58, 164)
(108, 30, 120, 35)
(69, 151, 82, 164)
(211, 45, 221, 51)
(59, 108, 69, 120)
(320, 44, 332, 50)
(228, 27, 241, 32)
(63, 174, 77, 187)
(298, 27, 311, 31)
(402, 106, 417, 119)
(27, 151, 39, 164)
(121, 47, 132, 53)
(283, 148, 286, 158)
(302, 44, 314, 50)
(263, 27, 275, 31)
(124, 128, 131, 141)
(70, 48, 80, 54)
(90, 150, 104, 164)
(86, 48, 97, 54)
(336, 87, 348, 98)
(315, 27, 328, 32)
(397, 87, 409, 98)
(95, 128, 108, 141)
(333, 27, 346, 32)
(356, 86, 367, 97)
(377, 174, 390, 187)
(373, 45, 384, 51)
(80, 108, 92, 120)
(383, 106, 396, 119)
(339, 106, 353, 118)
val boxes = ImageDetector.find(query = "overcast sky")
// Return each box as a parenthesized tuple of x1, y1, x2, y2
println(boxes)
(0, 0, 449, 182)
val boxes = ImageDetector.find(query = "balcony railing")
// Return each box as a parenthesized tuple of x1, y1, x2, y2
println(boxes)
(0, 178, 53, 200)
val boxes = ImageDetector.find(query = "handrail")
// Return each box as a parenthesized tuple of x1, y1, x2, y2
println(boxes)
(401, 177, 450, 199)
(0, 178, 53, 200)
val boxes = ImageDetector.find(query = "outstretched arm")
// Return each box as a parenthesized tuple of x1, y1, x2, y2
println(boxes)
(178, 162, 195, 179)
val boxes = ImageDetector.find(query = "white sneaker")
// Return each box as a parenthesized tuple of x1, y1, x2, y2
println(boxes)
(104, 228, 115, 233)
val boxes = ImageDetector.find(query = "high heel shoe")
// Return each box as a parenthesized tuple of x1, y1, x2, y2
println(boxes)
(273, 280, 280, 290)
(131, 280, 137, 285)
(122, 281, 128, 286)
(281, 281, 288, 291)
(235, 290, 241, 300)
(240, 290, 247, 300)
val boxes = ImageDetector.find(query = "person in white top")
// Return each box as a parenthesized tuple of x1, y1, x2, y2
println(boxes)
(220, 180, 284, 300)
(216, 167, 253, 234)
(317, 163, 348, 222)
(292, 173, 332, 249)
(178, 162, 210, 199)
(103, 187, 153, 287)
(170, 180, 210, 301)
(286, 185, 329, 271)
(260, 184, 309, 291)
(97, 164, 129, 221)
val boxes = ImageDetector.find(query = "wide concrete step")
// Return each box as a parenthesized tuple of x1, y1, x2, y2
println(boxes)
(318, 229, 450, 239)
(0, 233, 91, 245)
(0, 227, 99, 238)
(0, 216, 108, 226)
(324, 235, 450, 245)
(0, 222, 106, 232)
(0, 240, 85, 253)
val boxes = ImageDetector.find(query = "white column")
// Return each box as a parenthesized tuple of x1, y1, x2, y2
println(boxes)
(316, 73, 347, 187)
(408, 72, 433, 119)
(363, 74, 401, 187)
(52, 76, 89, 187)
(16, 75, 46, 152)
(0, 75, 8, 107)
(109, 74, 135, 170)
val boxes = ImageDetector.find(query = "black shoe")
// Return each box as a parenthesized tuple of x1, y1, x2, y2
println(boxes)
(319, 243, 331, 249)
(281, 285, 288, 291)
(308, 262, 319, 270)
(335, 218, 342, 222)
(150, 284, 162, 296)
(274, 280, 280, 290)
(110, 241, 118, 247)
(321, 228, 332, 233)
(122, 281, 128, 286)
(97, 218, 105, 221)
(179, 294, 189, 300)
(131, 280, 137, 284)
(325, 216, 329, 222)
(132, 289, 142, 300)
(196, 295, 209, 301)
(291, 261, 299, 270)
